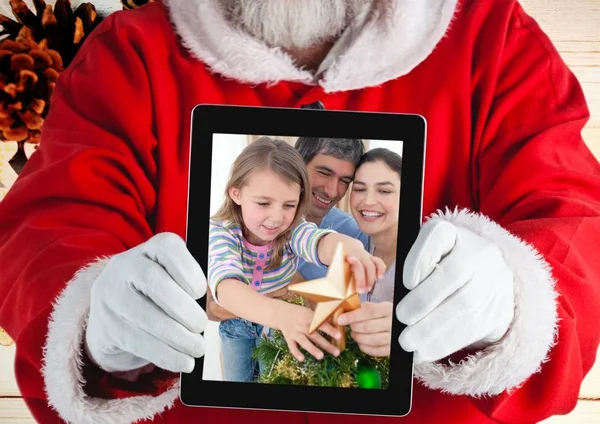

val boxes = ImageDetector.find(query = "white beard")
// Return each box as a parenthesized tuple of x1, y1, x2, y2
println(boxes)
(217, 0, 366, 49)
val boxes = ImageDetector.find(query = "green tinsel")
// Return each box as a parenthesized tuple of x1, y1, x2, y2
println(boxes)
(252, 295, 389, 388)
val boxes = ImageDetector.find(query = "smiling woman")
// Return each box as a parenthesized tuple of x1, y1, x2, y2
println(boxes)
(336, 140, 401, 215)
(350, 149, 402, 240)
(349, 148, 403, 304)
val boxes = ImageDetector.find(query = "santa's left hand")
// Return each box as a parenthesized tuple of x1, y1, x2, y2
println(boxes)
(396, 220, 515, 364)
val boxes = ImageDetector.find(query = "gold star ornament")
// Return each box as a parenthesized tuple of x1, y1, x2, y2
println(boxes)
(288, 242, 361, 351)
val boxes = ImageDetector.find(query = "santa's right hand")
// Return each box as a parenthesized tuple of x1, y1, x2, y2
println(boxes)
(85, 232, 208, 374)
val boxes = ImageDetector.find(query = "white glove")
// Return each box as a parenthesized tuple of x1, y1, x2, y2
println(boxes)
(396, 220, 514, 363)
(85, 232, 208, 374)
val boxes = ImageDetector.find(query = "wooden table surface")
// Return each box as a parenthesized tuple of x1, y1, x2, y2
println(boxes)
(1, 0, 599, 422)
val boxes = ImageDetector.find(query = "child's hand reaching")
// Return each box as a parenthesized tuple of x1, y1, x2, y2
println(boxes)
(276, 302, 343, 362)
(345, 243, 387, 294)
(317, 233, 387, 295)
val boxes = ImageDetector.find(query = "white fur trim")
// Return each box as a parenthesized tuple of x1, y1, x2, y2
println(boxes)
(41, 258, 180, 424)
(413, 208, 560, 397)
(163, 0, 459, 92)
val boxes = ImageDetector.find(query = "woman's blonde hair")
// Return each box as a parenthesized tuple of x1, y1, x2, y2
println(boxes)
(212, 136, 312, 269)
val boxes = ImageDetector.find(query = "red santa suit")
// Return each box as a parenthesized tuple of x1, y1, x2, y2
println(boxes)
(0, 0, 599, 423)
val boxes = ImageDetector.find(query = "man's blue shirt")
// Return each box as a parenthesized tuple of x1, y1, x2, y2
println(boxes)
(297, 207, 369, 280)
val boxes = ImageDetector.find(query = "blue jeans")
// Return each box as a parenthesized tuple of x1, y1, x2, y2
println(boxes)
(219, 318, 273, 382)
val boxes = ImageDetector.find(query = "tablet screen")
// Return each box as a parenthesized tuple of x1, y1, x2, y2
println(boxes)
(204, 134, 404, 390)
(182, 105, 424, 417)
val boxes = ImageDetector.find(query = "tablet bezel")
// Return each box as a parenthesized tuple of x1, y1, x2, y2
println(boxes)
(181, 104, 426, 417)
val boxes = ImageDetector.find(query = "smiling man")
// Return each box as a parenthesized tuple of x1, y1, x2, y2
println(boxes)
(294, 136, 370, 281)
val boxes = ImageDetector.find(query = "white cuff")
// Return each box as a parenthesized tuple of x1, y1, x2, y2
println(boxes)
(413, 208, 559, 397)
(41, 257, 180, 424)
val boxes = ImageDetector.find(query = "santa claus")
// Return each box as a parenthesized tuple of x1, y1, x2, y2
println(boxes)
(0, 0, 599, 423)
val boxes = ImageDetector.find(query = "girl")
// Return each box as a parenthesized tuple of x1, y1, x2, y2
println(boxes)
(209, 137, 385, 382)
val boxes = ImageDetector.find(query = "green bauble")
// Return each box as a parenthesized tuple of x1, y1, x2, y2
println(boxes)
(356, 365, 382, 389)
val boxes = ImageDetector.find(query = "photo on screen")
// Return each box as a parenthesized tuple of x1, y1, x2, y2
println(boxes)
(201, 133, 404, 390)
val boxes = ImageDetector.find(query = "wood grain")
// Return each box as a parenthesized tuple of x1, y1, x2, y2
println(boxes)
(541, 400, 600, 423)
(0, 398, 35, 424)
(0, 395, 599, 424)
(520, 0, 600, 159)
(0, 345, 20, 397)
(580, 346, 600, 399)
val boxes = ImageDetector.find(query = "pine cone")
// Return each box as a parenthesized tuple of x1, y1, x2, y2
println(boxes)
(0, 0, 102, 147)
(0, 0, 102, 67)
(121, 0, 156, 10)
(0, 26, 61, 143)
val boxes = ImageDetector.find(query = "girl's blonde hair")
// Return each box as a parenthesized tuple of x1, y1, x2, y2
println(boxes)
(212, 136, 312, 269)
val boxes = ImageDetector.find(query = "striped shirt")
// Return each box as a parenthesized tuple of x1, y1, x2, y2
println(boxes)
(208, 219, 334, 304)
